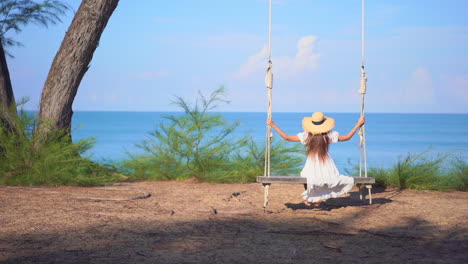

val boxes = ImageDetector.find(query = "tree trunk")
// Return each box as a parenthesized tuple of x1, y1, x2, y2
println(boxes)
(0, 42, 17, 132)
(36, 0, 119, 140)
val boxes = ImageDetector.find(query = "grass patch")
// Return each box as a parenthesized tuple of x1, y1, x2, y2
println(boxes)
(347, 150, 467, 191)
(0, 104, 122, 186)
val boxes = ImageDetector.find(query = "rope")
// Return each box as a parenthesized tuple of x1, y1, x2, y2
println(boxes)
(263, 184, 270, 208)
(358, 68, 368, 178)
(361, 0, 365, 67)
(268, 0, 272, 61)
(264, 67, 273, 178)
(358, 0, 368, 178)
(264, 0, 273, 179)
(263, 0, 273, 208)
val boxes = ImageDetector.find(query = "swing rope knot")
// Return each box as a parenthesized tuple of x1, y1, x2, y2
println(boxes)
(358, 128, 365, 145)
(265, 61, 273, 89)
(359, 67, 367, 94)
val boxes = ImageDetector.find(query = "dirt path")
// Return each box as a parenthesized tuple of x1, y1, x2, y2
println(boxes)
(1, 180, 467, 263)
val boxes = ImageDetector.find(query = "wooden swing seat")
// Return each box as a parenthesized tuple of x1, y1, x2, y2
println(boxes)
(257, 176, 375, 204)
(256, 176, 375, 184)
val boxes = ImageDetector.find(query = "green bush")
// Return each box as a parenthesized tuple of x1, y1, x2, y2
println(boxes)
(206, 138, 303, 183)
(347, 150, 467, 191)
(0, 104, 121, 186)
(443, 157, 468, 191)
(119, 88, 303, 182)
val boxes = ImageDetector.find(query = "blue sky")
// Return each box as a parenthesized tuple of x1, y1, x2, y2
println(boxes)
(7, 0, 468, 113)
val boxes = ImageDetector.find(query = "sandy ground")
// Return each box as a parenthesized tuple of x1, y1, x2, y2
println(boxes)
(0, 180, 467, 264)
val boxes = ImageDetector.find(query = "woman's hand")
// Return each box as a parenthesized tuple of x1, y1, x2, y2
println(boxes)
(267, 119, 300, 142)
(339, 116, 366, 142)
(357, 116, 365, 127)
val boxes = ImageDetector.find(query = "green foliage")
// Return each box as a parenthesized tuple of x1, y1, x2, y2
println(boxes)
(347, 150, 467, 191)
(443, 157, 468, 191)
(0, 0, 68, 54)
(0, 102, 121, 186)
(224, 138, 303, 183)
(119, 88, 303, 183)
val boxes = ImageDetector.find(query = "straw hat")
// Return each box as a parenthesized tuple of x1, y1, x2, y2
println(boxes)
(302, 112, 335, 135)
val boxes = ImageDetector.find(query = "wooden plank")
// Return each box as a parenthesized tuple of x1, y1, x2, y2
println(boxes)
(353, 177, 376, 184)
(257, 176, 306, 184)
(256, 176, 375, 184)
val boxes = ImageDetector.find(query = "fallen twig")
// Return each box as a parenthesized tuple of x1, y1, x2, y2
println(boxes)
(268, 230, 357, 237)
(323, 244, 342, 253)
(268, 228, 432, 241)
(75, 188, 151, 201)
(76, 193, 151, 201)
(358, 229, 431, 241)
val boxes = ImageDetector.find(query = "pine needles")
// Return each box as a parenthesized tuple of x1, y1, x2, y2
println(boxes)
(118, 88, 303, 183)
(0, 104, 120, 186)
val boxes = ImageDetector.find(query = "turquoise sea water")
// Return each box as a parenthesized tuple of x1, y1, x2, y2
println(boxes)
(72, 112, 468, 172)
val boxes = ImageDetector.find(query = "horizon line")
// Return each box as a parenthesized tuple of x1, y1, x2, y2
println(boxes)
(22, 109, 468, 115)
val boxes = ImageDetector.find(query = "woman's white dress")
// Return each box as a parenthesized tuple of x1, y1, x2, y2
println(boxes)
(297, 130, 354, 202)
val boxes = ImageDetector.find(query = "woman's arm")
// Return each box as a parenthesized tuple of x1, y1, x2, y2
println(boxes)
(338, 116, 365, 142)
(268, 120, 300, 142)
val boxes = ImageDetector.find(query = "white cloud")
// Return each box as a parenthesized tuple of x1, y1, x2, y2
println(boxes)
(403, 67, 434, 104)
(137, 70, 171, 80)
(108, 92, 118, 103)
(277, 35, 320, 76)
(90, 92, 98, 102)
(442, 75, 468, 104)
(232, 35, 320, 80)
(232, 45, 269, 79)
(381, 67, 434, 105)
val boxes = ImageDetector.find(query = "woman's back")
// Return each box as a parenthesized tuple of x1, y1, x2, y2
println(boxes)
(267, 112, 364, 205)
(297, 130, 341, 183)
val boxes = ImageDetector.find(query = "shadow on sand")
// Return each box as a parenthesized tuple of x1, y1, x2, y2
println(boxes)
(1, 186, 466, 264)
(2, 213, 466, 264)
(285, 188, 393, 211)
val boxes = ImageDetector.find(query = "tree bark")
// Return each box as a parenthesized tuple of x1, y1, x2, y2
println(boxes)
(0, 42, 17, 132)
(36, 0, 119, 140)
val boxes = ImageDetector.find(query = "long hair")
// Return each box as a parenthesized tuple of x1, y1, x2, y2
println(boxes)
(305, 132, 330, 163)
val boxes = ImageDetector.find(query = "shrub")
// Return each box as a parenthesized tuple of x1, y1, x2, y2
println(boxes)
(347, 150, 467, 191)
(119, 88, 303, 182)
(0, 103, 120, 186)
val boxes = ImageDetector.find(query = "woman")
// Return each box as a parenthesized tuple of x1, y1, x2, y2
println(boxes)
(268, 112, 365, 206)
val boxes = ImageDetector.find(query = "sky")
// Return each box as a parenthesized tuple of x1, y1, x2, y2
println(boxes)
(7, 0, 468, 113)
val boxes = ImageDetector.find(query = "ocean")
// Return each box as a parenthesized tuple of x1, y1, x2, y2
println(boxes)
(72, 112, 468, 172)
